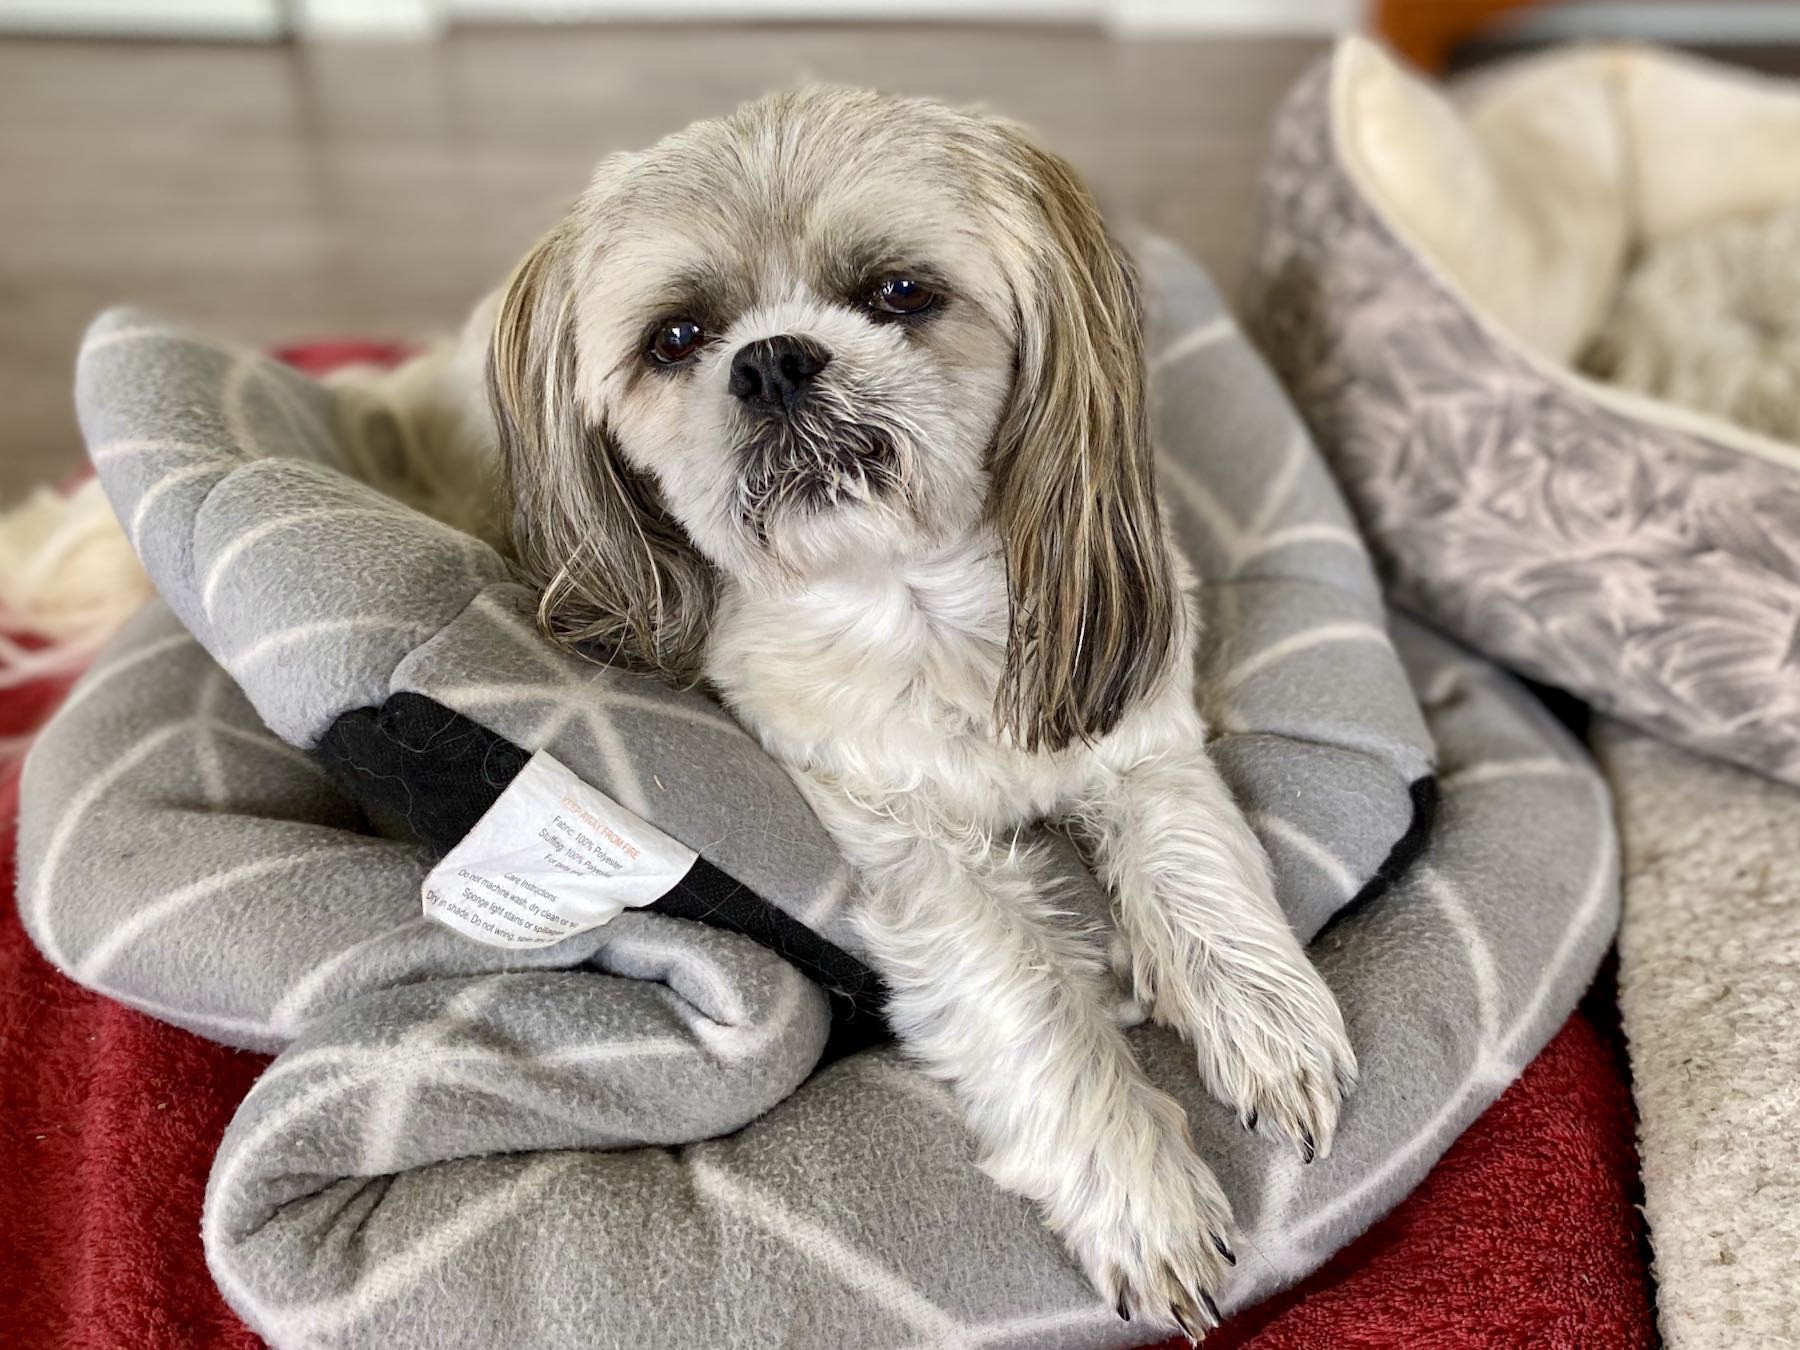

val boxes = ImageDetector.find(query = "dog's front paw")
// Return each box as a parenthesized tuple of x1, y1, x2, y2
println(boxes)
(1178, 947, 1356, 1165)
(1054, 1094, 1237, 1343)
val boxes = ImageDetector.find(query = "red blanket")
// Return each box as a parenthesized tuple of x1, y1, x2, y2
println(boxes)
(1196, 972, 1654, 1350)
(0, 373, 1656, 1344)
(1, 679, 265, 1349)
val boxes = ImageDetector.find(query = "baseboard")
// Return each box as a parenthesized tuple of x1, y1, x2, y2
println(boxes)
(1110, 0, 1361, 34)
(1497, 2, 1800, 45)
(0, 0, 282, 37)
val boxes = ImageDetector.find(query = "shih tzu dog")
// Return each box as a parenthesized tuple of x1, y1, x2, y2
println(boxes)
(387, 87, 1355, 1340)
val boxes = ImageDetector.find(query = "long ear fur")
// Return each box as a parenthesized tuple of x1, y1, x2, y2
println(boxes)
(489, 226, 715, 680)
(986, 131, 1180, 753)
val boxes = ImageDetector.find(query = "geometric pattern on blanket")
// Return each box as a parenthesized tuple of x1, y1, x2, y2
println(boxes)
(15, 241, 1613, 1345)
(48, 237, 1434, 963)
(55, 241, 1430, 957)
(1245, 43, 1800, 787)
(20, 609, 1617, 1348)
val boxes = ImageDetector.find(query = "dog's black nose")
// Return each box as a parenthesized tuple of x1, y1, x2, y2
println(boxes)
(729, 335, 830, 415)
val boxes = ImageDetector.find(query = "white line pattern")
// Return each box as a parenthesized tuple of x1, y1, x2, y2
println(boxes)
(1440, 757, 1588, 790)
(1282, 767, 1616, 1249)
(691, 1158, 965, 1340)
(76, 844, 373, 983)
(201, 506, 400, 617)
(1218, 620, 1389, 693)
(223, 616, 440, 676)
(128, 458, 235, 546)
(1149, 316, 1233, 373)
(1254, 811, 1359, 900)
(26, 720, 196, 968)
(273, 1155, 585, 1343)
(37, 631, 196, 728)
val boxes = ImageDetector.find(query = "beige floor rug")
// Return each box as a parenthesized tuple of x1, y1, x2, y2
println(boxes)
(1598, 724, 1800, 1348)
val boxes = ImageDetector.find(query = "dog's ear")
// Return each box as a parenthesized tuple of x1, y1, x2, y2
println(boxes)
(985, 128, 1180, 752)
(489, 225, 714, 680)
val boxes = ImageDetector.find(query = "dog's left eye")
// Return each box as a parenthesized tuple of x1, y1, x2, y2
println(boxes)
(867, 276, 937, 317)
(648, 319, 706, 365)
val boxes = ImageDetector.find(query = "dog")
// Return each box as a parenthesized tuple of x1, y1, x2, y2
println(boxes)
(349, 86, 1357, 1341)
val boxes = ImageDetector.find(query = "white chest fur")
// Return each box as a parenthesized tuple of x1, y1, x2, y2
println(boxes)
(705, 533, 1083, 829)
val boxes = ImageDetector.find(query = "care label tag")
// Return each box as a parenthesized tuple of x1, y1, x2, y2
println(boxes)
(421, 750, 697, 949)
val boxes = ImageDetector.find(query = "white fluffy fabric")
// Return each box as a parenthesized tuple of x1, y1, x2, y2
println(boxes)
(1334, 37, 1800, 466)
(1585, 202, 1800, 444)
(1597, 723, 1800, 1348)
(0, 477, 153, 688)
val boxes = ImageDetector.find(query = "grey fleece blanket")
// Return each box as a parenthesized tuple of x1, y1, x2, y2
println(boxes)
(17, 242, 1617, 1348)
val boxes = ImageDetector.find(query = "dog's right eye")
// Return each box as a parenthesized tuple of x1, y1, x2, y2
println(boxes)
(648, 319, 705, 365)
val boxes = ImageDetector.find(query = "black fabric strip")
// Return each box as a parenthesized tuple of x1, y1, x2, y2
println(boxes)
(314, 692, 890, 1053)
(316, 695, 1441, 1052)
(1316, 774, 1438, 939)
(316, 695, 531, 857)
(1520, 676, 1594, 741)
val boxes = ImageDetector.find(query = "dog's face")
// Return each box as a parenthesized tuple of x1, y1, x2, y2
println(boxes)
(579, 112, 1015, 578)
(495, 88, 1177, 751)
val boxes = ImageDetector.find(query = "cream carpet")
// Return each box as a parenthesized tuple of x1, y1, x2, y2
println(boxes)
(1599, 723, 1800, 1347)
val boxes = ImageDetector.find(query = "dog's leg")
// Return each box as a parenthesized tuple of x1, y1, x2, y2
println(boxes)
(815, 792, 1234, 1337)
(1076, 714, 1357, 1165)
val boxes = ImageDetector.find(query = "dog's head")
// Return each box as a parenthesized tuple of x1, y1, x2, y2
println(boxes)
(493, 87, 1176, 751)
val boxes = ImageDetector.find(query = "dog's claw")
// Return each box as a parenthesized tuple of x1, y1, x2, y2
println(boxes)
(1172, 1304, 1204, 1345)
(1145, 900, 1356, 1175)
(1200, 1291, 1223, 1325)
(1212, 1232, 1236, 1266)
(1062, 1091, 1234, 1346)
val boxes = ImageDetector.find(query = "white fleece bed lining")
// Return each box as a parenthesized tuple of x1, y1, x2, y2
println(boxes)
(1330, 37, 1800, 475)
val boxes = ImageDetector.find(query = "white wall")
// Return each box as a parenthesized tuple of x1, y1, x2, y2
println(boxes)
(444, 0, 1357, 29)
(0, 0, 1363, 37)
(17, 0, 1800, 42)
(448, 0, 1100, 18)
(1110, 0, 1359, 33)
(0, 0, 281, 37)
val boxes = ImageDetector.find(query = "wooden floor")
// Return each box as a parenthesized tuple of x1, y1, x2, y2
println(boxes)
(0, 27, 1323, 501)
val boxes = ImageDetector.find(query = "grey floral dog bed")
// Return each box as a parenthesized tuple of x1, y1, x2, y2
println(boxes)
(1247, 39, 1800, 785)
(18, 241, 1617, 1348)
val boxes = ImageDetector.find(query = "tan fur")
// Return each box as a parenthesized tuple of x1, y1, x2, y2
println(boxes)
(984, 127, 1179, 751)
(490, 225, 717, 681)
